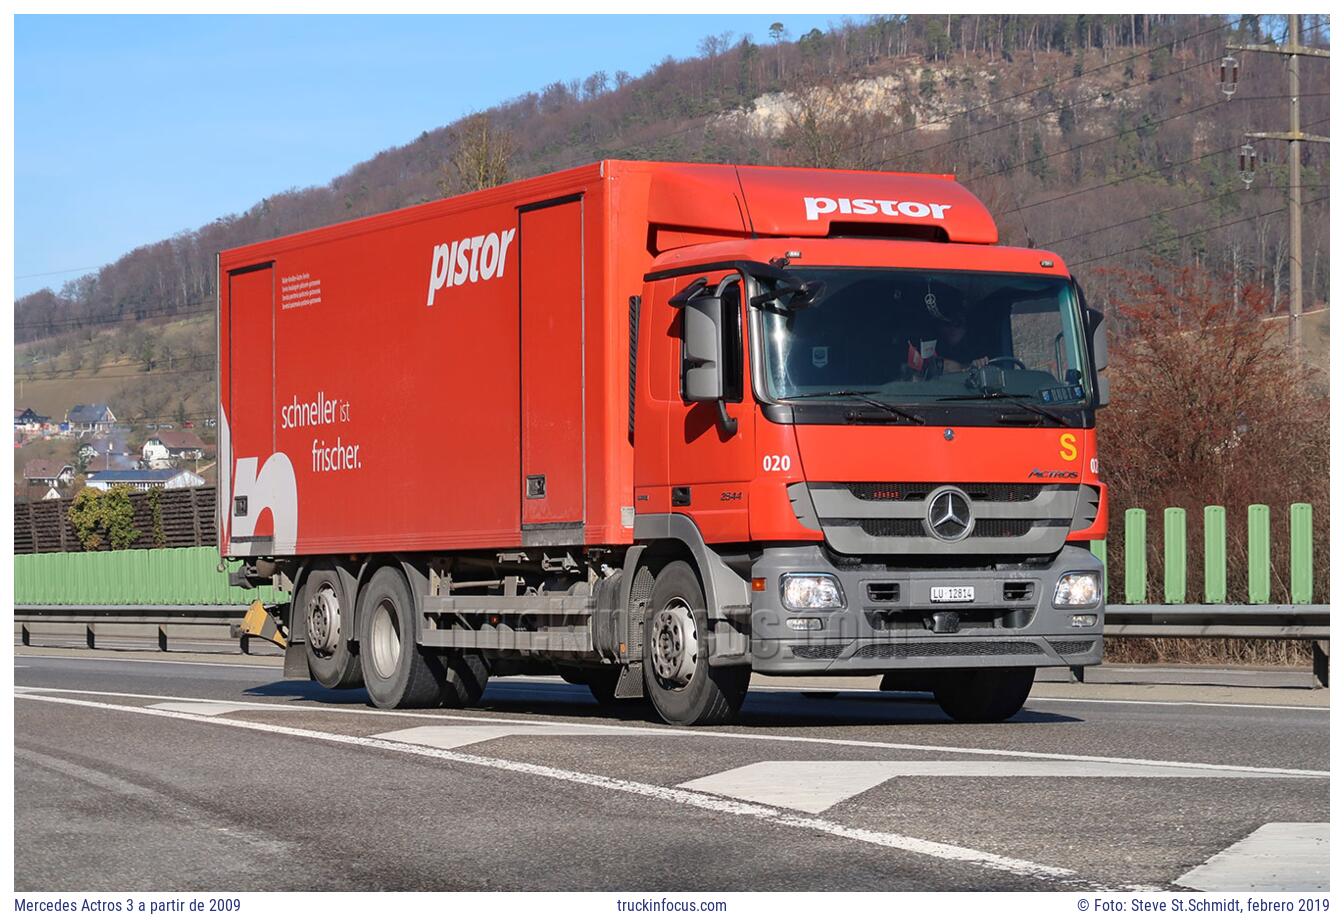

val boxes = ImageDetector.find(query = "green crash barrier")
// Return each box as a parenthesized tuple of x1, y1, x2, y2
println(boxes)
(13, 546, 289, 607)
(1290, 503, 1313, 605)
(1163, 507, 1186, 604)
(1247, 504, 1271, 605)
(1203, 505, 1227, 604)
(1124, 508, 1147, 604)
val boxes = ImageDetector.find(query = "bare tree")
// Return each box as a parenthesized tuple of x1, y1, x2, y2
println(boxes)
(438, 114, 517, 196)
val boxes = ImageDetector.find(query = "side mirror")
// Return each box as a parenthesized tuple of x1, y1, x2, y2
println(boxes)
(1084, 307, 1110, 408)
(1086, 307, 1109, 372)
(680, 289, 725, 403)
(675, 277, 739, 435)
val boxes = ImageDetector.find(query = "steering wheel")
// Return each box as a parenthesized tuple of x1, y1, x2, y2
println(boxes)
(986, 356, 1026, 371)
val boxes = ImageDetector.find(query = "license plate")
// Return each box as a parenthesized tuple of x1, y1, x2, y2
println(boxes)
(930, 586, 974, 603)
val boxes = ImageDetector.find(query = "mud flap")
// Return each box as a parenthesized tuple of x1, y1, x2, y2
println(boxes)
(614, 662, 645, 699)
(238, 600, 288, 649)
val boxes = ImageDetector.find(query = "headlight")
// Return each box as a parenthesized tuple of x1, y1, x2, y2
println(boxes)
(780, 574, 845, 611)
(1054, 572, 1101, 607)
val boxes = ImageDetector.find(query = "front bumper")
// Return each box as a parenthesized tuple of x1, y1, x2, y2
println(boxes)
(749, 544, 1104, 674)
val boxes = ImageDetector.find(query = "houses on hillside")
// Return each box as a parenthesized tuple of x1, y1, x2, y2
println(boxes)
(85, 469, 206, 492)
(14, 408, 52, 432)
(21, 459, 76, 501)
(66, 403, 118, 435)
(15, 400, 218, 500)
(23, 459, 75, 488)
(142, 429, 207, 468)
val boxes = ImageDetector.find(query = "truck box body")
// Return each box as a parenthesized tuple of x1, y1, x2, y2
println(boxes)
(220, 165, 632, 557)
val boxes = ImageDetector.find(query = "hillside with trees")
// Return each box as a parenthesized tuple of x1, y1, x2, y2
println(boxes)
(15, 15, 1329, 344)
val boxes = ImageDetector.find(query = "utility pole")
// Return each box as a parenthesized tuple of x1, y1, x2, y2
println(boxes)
(1227, 14, 1329, 361)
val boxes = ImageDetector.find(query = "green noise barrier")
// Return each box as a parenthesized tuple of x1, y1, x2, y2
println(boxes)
(14, 546, 289, 607)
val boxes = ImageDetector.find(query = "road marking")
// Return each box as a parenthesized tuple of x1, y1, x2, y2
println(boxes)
(148, 701, 274, 716)
(14, 654, 1328, 711)
(14, 691, 1083, 884)
(680, 759, 1290, 814)
(14, 654, 281, 670)
(1175, 823, 1329, 891)
(16, 684, 1328, 779)
(374, 723, 659, 749)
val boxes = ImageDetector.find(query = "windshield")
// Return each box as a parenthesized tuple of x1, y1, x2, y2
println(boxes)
(757, 268, 1090, 407)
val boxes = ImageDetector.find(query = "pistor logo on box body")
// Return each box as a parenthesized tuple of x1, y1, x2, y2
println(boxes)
(426, 228, 518, 306)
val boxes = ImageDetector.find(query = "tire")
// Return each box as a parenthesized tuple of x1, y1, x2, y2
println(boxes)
(879, 670, 938, 693)
(358, 566, 447, 709)
(584, 668, 621, 705)
(642, 561, 750, 726)
(298, 561, 363, 690)
(441, 651, 490, 708)
(932, 667, 1036, 722)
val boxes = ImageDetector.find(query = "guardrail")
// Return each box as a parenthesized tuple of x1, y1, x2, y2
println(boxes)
(15, 601, 1329, 686)
(14, 604, 269, 654)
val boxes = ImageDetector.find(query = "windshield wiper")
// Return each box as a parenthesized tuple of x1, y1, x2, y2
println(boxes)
(937, 391, 1071, 426)
(788, 390, 925, 424)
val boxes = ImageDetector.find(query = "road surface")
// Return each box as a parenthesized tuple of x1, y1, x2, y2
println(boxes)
(13, 648, 1329, 891)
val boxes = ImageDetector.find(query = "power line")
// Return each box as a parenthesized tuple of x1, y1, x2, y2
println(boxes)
(15, 299, 215, 331)
(1069, 194, 1329, 268)
(969, 98, 1226, 182)
(18, 361, 213, 383)
(1039, 183, 1331, 250)
(1002, 113, 1331, 215)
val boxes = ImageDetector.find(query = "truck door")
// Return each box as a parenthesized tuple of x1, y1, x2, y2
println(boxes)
(518, 196, 585, 540)
(225, 262, 276, 544)
(662, 270, 755, 543)
(227, 263, 275, 466)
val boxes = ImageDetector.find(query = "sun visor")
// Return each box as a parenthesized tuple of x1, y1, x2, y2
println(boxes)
(734, 165, 999, 244)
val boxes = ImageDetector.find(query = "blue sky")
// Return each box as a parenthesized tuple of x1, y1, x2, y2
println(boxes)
(15, 14, 842, 299)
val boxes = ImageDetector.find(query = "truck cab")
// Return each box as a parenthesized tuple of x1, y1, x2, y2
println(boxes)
(628, 168, 1108, 724)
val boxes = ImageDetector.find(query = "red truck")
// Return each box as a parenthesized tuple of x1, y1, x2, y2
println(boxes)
(219, 160, 1109, 725)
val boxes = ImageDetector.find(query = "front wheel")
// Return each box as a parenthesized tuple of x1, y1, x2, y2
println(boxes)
(932, 667, 1035, 722)
(642, 561, 749, 726)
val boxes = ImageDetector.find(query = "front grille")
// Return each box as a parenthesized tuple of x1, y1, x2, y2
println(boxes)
(852, 518, 925, 538)
(847, 518, 1068, 539)
(853, 640, 1044, 659)
(790, 644, 844, 660)
(843, 482, 1046, 503)
(1003, 581, 1034, 602)
(1049, 640, 1097, 656)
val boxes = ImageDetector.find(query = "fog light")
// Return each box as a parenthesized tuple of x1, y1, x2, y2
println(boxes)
(780, 574, 845, 611)
(1071, 613, 1098, 628)
(1054, 573, 1100, 607)
(786, 617, 824, 631)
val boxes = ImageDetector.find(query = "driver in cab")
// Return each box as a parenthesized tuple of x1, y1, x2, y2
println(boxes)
(905, 287, 989, 377)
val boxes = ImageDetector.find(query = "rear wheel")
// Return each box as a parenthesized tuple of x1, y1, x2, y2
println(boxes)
(441, 651, 490, 708)
(932, 667, 1035, 722)
(299, 562, 362, 690)
(642, 561, 749, 726)
(358, 566, 446, 709)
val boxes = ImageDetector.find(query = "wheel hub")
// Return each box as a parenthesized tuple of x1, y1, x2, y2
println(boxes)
(369, 600, 401, 680)
(650, 600, 698, 688)
(306, 585, 341, 654)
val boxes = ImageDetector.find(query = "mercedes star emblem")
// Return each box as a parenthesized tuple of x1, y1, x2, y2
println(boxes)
(927, 487, 974, 541)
